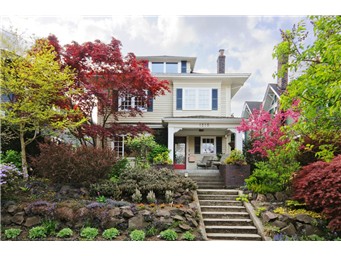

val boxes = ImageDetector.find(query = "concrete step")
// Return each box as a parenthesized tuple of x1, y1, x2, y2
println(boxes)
(206, 233, 262, 241)
(197, 189, 239, 195)
(190, 177, 222, 182)
(199, 200, 243, 206)
(198, 194, 238, 200)
(200, 205, 246, 212)
(197, 184, 226, 189)
(205, 225, 258, 234)
(201, 211, 250, 219)
(204, 218, 253, 226)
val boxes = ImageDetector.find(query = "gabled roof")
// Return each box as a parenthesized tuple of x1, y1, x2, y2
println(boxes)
(245, 101, 262, 112)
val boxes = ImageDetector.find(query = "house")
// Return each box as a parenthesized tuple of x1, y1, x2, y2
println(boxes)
(109, 50, 250, 170)
(241, 56, 288, 118)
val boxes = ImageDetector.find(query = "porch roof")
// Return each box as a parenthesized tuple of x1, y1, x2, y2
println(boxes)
(162, 116, 242, 129)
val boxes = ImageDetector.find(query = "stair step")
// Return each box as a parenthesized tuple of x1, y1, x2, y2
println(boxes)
(197, 189, 239, 195)
(206, 233, 262, 241)
(205, 225, 258, 234)
(202, 212, 249, 219)
(198, 195, 238, 200)
(204, 218, 253, 226)
(198, 185, 226, 189)
(199, 200, 243, 206)
(200, 205, 245, 212)
(190, 178, 222, 182)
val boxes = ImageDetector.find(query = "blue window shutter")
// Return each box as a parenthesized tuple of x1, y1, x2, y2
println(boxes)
(212, 89, 218, 110)
(147, 90, 153, 112)
(195, 137, 201, 154)
(176, 88, 183, 110)
(181, 61, 187, 73)
(216, 137, 222, 154)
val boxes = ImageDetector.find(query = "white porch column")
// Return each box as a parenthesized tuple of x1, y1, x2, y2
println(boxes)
(230, 128, 243, 151)
(167, 127, 182, 163)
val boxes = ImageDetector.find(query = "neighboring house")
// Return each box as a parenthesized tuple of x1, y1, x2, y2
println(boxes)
(107, 50, 251, 170)
(241, 57, 288, 118)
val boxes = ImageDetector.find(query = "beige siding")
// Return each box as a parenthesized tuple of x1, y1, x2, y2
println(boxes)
(113, 88, 173, 124)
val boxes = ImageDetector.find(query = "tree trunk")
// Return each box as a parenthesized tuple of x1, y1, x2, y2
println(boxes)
(19, 130, 29, 180)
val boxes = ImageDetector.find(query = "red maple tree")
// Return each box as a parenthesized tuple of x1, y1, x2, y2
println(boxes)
(47, 35, 169, 147)
(237, 105, 299, 158)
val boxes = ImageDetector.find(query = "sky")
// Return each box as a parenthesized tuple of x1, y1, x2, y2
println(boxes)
(0, 1, 327, 116)
(1, 15, 308, 116)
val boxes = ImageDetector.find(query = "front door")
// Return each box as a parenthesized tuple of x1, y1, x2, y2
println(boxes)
(174, 137, 186, 170)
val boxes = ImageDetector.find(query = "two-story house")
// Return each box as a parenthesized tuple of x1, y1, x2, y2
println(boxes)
(110, 50, 250, 170)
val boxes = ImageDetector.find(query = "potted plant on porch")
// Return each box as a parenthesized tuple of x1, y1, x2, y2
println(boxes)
(219, 149, 250, 188)
(152, 152, 173, 170)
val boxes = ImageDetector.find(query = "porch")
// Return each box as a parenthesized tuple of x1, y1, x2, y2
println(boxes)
(163, 116, 243, 170)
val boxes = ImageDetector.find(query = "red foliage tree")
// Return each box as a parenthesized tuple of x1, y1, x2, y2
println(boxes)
(47, 35, 169, 147)
(292, 155, 341, 232)
(237, 106, 299, 158)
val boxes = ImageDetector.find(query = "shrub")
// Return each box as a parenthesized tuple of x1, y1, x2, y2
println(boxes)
(56, 228, 73, 238)
(4, 228, 21, 239)
(0, 150, 22, 169)
(246, 146, 300, 193)
(255, 207, 267, 217)
(28, 226, 47, 240)
(111, 158, 129, 177)
(224, 150, 247, 165)
(165, 190, 173, 203)
(31, 143, 117, 184)
(146, 190, 156, 203)
(292, 155, 341, 231)
(80, 227, 99, 240)
(160, 229, 178, 241)
(148, 144, 170, 164)
(0, 163, 22, 188)
(118, 167, 197, 198)
(89, 180, 121, 199)
(129, 229, 145, 241)
(182, 231, 195, 241)
(41, 219, 58, 236)
(236, 194, 249, 203)
(146, 226, 159, 237)
(102, 228, 120, 240)
(131, 188, 143, 203)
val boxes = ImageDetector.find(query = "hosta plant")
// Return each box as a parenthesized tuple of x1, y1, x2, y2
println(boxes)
(56, 228, 73, 238)
(129, 230, 145, 241)
(80, 227, 99, 240)
(102, 228, 120, 240)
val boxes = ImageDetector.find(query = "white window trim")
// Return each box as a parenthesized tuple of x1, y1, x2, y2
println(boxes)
(201, 136, 216, 154)
(183, 88, 212, 111)
(118, 91, 148, 112)
(111, 135, 125, 158)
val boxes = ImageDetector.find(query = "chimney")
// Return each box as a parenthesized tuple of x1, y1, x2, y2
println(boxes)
(277, 54, 288, 90)
(217, 49, 226, 74)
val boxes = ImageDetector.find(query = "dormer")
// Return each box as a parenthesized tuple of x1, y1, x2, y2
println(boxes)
(136, 55, 197, 74)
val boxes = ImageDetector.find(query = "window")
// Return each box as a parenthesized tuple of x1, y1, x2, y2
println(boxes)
(183, 88, 211, 110)
(201, 137, 215, 154)
(119, 94, 147, 112)
(111, 136, 125, 158)
(151, 62, 179, 73)
(152, 62, 164, 73)
(166, 62, 178, 73)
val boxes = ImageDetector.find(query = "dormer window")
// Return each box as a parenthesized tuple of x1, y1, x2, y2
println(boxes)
(151, 62, 179, 73)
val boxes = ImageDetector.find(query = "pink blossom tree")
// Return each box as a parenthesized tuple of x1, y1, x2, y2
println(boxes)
(237, 106, 299, 158)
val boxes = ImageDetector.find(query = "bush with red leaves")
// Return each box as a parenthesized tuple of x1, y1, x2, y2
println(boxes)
(292, 155, 341, 231)
(31, 143, 117, 185)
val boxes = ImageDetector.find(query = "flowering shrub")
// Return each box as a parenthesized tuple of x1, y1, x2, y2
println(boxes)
(292, 155, 341, 231)
(0, 163, 23, 195)
(237, 106, 299, 158)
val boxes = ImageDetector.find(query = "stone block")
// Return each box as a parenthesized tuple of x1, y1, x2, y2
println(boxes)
(281, 223, 297, 236)
(262, 211, 278, 222)
(24, 216, 41, 227)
